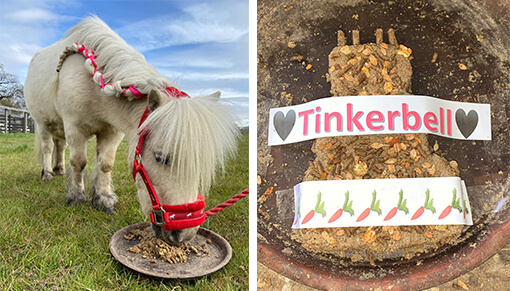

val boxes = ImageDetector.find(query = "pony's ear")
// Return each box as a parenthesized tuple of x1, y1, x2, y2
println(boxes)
(148, 89, 164, 112)
(208, 91, 221, 102)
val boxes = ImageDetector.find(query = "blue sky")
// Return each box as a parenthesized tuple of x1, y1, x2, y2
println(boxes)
(0, 0, 249, 126)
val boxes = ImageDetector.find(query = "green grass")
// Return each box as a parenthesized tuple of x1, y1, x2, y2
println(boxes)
(0, 133, 248, 290)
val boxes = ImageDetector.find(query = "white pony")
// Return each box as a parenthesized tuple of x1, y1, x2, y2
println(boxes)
(24, 16, 239, 243)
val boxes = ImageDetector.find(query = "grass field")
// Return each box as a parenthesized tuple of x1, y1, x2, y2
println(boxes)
(0, 133, 248, 290)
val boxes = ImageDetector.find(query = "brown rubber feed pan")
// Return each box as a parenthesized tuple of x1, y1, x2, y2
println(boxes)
(257, 0, 510, 290)
(110, 222, 232, 280)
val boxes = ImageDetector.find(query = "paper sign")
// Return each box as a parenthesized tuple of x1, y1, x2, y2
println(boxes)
(268, 95, 491, 145)
(292, 177, 473, 228)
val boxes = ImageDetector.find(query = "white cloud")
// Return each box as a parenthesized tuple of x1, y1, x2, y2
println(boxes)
(120, 21, 247, 53)
(184, 87, 248, 99)
(157, 58, 234, 70)
(5, 8, 58, 23)
(172, 87, 248, 126)
(10, 43, 42, 63)
(145, 32, 248, 71)
(143, 27, 248, 108)
(220, 96, 249, 127)
(117, 0, 248, 52)
(0, 0, 77, 79)
(159, 69, 249, 82)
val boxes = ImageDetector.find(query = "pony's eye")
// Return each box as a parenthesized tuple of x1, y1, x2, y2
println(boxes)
(154, 152, 169, 165)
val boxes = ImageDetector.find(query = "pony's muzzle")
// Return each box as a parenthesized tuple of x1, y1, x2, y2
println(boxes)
(151, 223, 199, 244)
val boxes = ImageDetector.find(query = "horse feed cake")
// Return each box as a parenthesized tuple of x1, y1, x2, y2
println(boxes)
(290, 29, 468, 263)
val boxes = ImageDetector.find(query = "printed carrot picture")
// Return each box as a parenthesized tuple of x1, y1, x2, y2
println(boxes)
(294, 193, 301, 225)
(438, 187, 463, 219)
(328, 191, 355, 223)
(356, 190, 382, 222)
(411, 189, 435, 220)
(302, 192, 327, 224)
(463, 199, 469, 219)
(384, 189, 409, 221)
(294, 208, 300, 225)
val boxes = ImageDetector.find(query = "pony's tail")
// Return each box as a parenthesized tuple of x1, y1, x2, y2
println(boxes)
(50, 71, 60, 94)
(34, 124, 43, 166)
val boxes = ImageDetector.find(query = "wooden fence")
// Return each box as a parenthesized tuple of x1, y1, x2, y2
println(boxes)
(0, 105, 35, 134)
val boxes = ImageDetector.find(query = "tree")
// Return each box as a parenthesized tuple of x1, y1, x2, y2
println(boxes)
(0, 64, 25, 109)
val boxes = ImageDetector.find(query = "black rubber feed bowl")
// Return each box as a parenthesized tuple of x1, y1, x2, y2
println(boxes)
(110, 222, 232, 280)
(257, 0, 510, 290)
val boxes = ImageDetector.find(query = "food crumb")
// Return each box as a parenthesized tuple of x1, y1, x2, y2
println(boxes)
(306, 64, 313, 70)
(457, 279, 469, 290)
(363, 229, 377, 243)
(287, 41, 296, 49)
(431, 52, 438, 63)
(123, 233, 135, 240)
(458, 63, 468, 70)
(290, 55, 304, 62)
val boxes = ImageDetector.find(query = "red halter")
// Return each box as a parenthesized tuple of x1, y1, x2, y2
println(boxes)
(132, 87, 207, 230)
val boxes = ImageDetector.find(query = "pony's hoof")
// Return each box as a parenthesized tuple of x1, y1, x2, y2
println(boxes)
(104, 207, 115, 214)
(91, 189, 117, 214)
(41, 170, 55, 181)
(66, 190, 87, 206)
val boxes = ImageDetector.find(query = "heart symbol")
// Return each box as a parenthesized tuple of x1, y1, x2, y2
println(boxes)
(273, 110, 296, 141)
(455, 109, 479, 138)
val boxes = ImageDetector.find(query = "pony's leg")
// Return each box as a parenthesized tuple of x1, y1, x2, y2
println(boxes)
(91, 130, 123, 214)
(52, 138, 66, 176)
(39, 130, 55, 181)
(66, 134, 88, 206)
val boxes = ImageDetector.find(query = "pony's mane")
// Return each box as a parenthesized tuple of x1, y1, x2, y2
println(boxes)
(64, 15, 172, 94)
(139, 94, 240, 195)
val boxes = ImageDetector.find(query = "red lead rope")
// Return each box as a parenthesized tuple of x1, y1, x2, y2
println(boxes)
(205, 189, 249, 217)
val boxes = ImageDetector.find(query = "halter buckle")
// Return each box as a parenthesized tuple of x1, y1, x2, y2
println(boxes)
(134, 153, 142, 165)
(151, 209, 166, 227)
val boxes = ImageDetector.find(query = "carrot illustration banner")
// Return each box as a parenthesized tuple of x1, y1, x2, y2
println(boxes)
(268, 95, 491, 145)
(292, 177, 472, 229)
